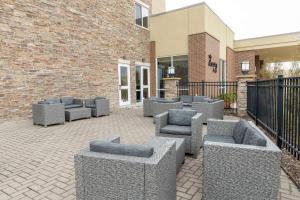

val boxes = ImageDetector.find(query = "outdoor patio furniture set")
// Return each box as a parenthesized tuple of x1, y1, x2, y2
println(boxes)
(32, 96, 109, 127)
(74, 106, 282, 199)
(144, 95, 224, 123)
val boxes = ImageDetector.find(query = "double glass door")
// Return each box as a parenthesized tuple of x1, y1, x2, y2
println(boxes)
(136, 66, 150, 103)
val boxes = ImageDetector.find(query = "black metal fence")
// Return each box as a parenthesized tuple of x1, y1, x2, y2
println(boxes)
(247, 75, 300, 159)
(177, 81, 238, 113)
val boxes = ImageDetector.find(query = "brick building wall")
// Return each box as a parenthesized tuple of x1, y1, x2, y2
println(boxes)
(235, 50, 256, 77)
(226, 47, 236, 81)
(188, 33, 219, 82)
(0, 0, 151, 119)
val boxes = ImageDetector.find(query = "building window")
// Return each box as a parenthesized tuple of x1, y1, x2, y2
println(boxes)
(135, 3, 149, 28)
(219, 59, 227, 82)
(157, 56, 188, 98)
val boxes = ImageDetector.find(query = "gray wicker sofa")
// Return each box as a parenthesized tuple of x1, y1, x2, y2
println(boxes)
(192, 100, 224, 123)
(143, 97, 163, 117)
(174, 95, 208, 107)
(85, 96, 110, 117)
(203, 119, 281, 200)
(155, 109, 203, 158)
(74, 136, 176, 200)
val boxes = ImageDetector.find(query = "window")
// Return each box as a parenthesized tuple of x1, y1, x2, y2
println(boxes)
(135, 3, 149, 28)
(157, 56, 188, 98)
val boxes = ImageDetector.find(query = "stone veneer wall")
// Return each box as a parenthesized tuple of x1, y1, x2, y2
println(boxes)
(188, 33, 220, 83)
(0, 0, 151, 119)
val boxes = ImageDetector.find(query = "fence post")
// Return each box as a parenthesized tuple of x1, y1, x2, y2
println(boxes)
(255, 78, 259, 125)
(277, 75, 284, 149)
(201, 80, 205, 96)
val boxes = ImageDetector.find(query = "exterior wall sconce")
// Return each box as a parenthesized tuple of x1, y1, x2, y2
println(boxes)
(122, 56, 127, 60)
(167, 65, 175, 77)
(241, 61, 250, 73)
(208, 54, 218, 73)
(142, 58, 146, 62)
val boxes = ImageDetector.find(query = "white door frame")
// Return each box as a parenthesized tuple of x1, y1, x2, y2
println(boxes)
(118, 63, 131, 106)
(136, 65, 150, 104)
(141, 66, 150, 102)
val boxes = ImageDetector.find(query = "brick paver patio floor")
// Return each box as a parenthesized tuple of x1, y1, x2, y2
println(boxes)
(0, 108, 299, 200)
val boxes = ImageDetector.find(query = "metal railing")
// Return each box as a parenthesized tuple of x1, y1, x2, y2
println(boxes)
(247, 75, 300, 159)
(177, 81, 238, 114)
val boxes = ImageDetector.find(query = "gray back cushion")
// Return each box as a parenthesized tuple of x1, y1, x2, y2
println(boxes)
(90, 141, 154, 158)
(61, 97, 74, 105)
(243, 127, 267, 147)
(168, 109, 197, 126)
(193, 96, 207, 102)
(232, 120, 250, 144)
(180, 96, 193, 104)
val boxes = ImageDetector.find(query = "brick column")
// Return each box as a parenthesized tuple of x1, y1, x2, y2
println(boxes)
(163, 78, 181, 99)
(236, 75, 256, 117)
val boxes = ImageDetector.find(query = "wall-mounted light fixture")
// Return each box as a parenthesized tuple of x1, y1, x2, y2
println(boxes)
(142, 58, 146, 63)
(122, 56, 127, 60)
(241, 61, 250, 73)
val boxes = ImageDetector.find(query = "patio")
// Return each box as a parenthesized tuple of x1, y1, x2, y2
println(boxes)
(0, 108, 299, 200)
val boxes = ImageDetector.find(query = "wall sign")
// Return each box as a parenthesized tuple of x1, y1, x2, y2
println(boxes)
(208, 55, 218, 73)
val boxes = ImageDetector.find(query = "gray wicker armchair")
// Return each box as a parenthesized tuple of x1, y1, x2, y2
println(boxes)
(32, 100, 65, 127)
(85, 97, 110, 117)
(74, 136, 176, 200)
(192, 100, 224, 123)
(155, 109, 203, 158)
(153, 101, 183, 122)
(203, 119, 281, 200)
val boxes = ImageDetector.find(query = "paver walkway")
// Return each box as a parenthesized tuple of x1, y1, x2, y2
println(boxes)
(0, 108, 299, 200)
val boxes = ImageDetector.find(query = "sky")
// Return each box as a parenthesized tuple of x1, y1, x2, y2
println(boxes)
(166, 0, 300, 40)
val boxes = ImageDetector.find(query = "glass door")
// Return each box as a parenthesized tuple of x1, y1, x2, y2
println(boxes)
(136, 66, 150, 103)
(118, 63, 130, 106)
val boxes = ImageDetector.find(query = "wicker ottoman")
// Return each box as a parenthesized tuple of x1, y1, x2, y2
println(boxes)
(65, 108, 91, 122)
(147, 136, 185, 173)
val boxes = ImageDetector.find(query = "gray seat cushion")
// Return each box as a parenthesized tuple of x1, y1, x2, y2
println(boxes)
(64, 104, 82, 109)
(193, 96, 207, 102)
(168, 109, 197, 126)
(89, 141, 154, 158)
(204, 135, 236, 144)
(160, 125, 191, 136)
(85, 104, 96, 108)
(232, 119, 251, 144)
(45, 98, 61, 104)
(61, 97, 74, 106)
(243, 127, 267, 147)
(180, 96, 193, 104)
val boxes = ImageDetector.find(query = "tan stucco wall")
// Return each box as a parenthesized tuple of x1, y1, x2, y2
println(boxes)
(151, 0, 166, 15)
(203, 4, 234, 59)
(150, 4, 205, 57)
(234, 32, 300, 51)
(150, 3, 234, 59)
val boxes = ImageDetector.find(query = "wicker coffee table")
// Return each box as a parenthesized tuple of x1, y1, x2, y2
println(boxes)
(148, 136, 185, 173)
(65, 107, 91, 122)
